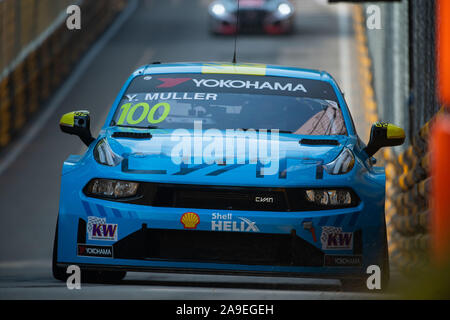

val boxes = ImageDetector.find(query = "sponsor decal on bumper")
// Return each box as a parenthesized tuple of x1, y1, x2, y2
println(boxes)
(87, 216, 118, 241)
(324, 255, 362, 267)
(211, 212, 260, 232)
(77, 244, 113, 258)
(181, 212, 201, 229)
(320, 226, 353, 250)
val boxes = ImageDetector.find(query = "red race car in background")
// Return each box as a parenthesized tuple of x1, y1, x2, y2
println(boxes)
(208, 0, 295, 35)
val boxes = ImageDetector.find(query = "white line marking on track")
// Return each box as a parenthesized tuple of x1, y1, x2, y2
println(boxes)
(0, 260, 51, 269)
(0, 0, 139, 177)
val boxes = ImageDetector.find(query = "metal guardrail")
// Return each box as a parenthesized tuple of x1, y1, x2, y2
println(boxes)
(0, 0, 127, 152)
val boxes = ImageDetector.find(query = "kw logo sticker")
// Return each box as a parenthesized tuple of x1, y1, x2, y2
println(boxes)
(320, 226, 353, 250)
(87, 216, 118, 241)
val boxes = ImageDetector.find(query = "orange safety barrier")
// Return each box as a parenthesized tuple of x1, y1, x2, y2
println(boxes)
(431, 115, 450, 266)
(438, 0, 450, 104)
(432, 0, 450, 266)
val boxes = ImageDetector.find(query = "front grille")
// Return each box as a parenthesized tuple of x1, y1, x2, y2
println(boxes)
(113, 227, 325, 267)
(154, 185, 288, 211)
(84, 182, 360, 212)
(237, 10, 267, 30)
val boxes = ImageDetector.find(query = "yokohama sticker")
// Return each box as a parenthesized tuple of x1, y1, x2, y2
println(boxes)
(320, 226, 353, 250)
(192, 78, 308, 93)
(324, 255, 362, 267)
(77, 244, 113, 258)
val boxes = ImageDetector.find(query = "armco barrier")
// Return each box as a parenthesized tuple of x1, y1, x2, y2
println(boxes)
(0, 0, 127, 152)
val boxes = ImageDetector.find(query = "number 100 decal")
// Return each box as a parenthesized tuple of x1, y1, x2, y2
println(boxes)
(116, 102, 171, 125)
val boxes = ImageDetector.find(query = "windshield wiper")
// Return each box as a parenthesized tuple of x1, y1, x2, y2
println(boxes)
(237, 128, 293, 134)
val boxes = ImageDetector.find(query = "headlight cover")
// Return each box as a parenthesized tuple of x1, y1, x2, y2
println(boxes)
(323, 147, 355, 175)
(305, 189, 354, 207)
(94, 138, 123, 167)
(211, 3, 226, 16)
(85, 179, 139, 199)
(277, 3, 292, 16)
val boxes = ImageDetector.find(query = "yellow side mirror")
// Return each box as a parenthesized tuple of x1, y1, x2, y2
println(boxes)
(364, 122, 405, 157)
(59, 110, 95, 146)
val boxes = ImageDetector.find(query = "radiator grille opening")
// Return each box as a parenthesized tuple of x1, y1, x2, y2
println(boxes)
(113, 228, 325, 267)
(84, 182, 360, 212)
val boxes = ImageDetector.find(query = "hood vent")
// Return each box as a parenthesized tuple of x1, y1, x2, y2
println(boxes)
(112, 132, 152, 139)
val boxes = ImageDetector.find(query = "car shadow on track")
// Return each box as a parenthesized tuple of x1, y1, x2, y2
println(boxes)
(89, 273, 344, 292)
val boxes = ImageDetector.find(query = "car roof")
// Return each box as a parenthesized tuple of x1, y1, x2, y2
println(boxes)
(131, 62, 335, 83)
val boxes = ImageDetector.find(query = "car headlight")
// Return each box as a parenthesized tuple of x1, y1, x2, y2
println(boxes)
(323, 147, 355, 175)
(277, 3, 292, 16)
(211, 3, 226, 15)
(85, 179, 139, 199)
(94, 138, 123, 167)
(305, 189, 354, 206)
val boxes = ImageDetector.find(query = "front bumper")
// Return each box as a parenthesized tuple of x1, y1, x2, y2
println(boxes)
(57, 196, 385, 278)
(209, 10, 293, 34)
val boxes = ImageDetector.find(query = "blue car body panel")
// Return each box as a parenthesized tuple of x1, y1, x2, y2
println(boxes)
(56, 63, 386, 279)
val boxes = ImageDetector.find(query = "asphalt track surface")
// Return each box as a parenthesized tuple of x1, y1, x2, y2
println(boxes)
(0, 0, 387, 299)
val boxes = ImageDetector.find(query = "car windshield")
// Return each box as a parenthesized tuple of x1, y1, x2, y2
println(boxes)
(111, 73, 347, 135)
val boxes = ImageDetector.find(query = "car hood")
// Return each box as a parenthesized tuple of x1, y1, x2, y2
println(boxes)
(101, 128, 348, 187)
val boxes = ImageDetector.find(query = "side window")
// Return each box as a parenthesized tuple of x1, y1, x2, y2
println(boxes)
(342, 95, 357, 136)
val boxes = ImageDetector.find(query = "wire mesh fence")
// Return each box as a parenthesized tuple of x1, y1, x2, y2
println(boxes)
(363, 0, 440, 273)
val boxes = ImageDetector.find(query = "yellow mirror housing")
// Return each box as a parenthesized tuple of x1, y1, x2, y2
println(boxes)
(59, 110, 95, 146)
(364, 122, 405, 157)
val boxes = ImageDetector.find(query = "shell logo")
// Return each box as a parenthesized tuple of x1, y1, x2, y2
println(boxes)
(181, 212, 200, 229)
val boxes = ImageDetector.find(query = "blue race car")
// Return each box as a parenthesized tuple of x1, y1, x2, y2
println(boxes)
(54, 62, 405, 288)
